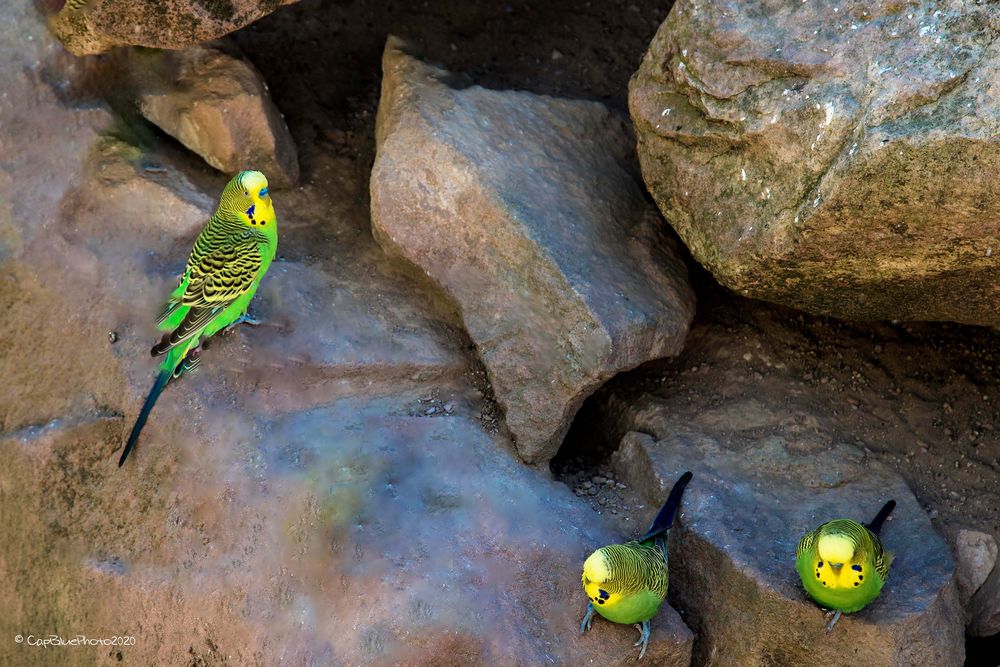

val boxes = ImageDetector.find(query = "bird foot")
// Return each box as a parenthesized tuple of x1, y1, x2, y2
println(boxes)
(825, 610, 842, 633)
(633, 620, 651, 659)
(234, 311, 263, 326)
(579, 602, 595, 635)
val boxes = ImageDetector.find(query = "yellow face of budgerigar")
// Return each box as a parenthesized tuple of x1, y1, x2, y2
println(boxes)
(582, 550, 624, 609)
(219, 170, 275, 228)
(815, 533, 866, 589)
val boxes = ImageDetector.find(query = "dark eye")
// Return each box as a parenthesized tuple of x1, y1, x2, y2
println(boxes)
(243, 191, 248, 196)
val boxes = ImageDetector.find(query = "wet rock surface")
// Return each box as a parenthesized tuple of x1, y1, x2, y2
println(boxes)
(630, 0, 1000, 326)
(2, 394, 695, 666)
(126, 42, 299, 188)
(48, 0, 299, 56)
(611, 432, 963, 666)
(372, 38, 695, 464)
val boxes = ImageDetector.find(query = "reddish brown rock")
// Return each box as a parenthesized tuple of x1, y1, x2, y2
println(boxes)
(126, 43, 299, 188)
(630, 0, 1000, 326)
(371, 38, 695, 464)
(49, 0, 299, 56)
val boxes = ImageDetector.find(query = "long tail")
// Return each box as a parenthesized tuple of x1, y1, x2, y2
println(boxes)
(866, 499, 896, 536)
(640, 471, 694, 543)
(119, 370, 171, 466)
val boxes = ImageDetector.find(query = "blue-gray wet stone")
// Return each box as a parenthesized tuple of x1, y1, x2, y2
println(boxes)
(614, 430, 965, 666)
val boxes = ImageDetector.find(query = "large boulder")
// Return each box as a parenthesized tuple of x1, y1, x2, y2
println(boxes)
(630, 0, 1000, 326)
(48, 0, 298, 56)
(612, 430, 964, 666)
(125, 43, 299, 188)
(371, 37, 696, 464)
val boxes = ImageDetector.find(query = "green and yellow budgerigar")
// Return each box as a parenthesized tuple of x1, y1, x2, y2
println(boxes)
(580, 471, 693, 659)
(118, 170, 278, 466)
(795, 499, 896, 631)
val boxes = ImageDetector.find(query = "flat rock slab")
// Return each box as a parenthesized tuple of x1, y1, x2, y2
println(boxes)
(49, 0, 299, 56)
(1, 396, 694, 666)
(630, 0, 1000, 326)
(613, 430, 964, 667)
(372, 37, 695, 464)
(126, 43, 299, 188)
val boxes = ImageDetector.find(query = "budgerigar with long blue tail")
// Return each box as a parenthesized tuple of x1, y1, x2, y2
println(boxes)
(119, 171, 277, 466)
(580, 471, 693, 659)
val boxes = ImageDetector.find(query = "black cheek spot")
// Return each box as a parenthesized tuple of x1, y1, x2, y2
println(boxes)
(859, 575, 864, 581)
(851, 564, 863, 572)
(854, 582, 860, 587)
(816, 573, 821, 578)
(596, 598, 605, 605)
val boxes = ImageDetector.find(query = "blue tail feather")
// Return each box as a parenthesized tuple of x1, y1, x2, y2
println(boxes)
(118, 370, 170, 467)
(640, 471, 694, 544)
(866, 500, 896, 536)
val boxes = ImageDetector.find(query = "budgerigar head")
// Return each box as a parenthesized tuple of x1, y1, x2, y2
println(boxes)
(218, 170, 275, 228)
(817, 533, 856, 565)
(581, 549, 621, 608)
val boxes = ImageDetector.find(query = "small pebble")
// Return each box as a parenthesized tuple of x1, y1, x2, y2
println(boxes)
(107, 331, 118, 344)
(425, 407, 438, 415)
(443, 402, 455, 413)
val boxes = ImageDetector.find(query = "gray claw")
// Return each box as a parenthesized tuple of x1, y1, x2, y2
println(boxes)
(634, 620, 651, 659)
(579, 602, 595, 635)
